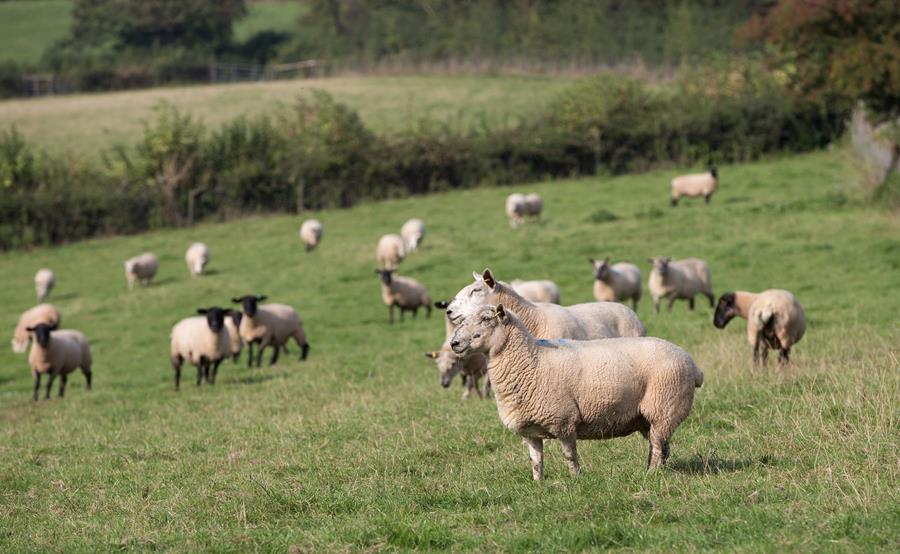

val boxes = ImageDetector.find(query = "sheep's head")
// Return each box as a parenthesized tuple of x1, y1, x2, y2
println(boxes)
(450, 304, 506, 355)
(25, 322, 58, 348)
(590, 257, 612, 281)
(375, 269, 395, 285)
(713, 293, 738, 329)
(232, 295, 266, 317)
(649, 256, 672, 276)
(424, 349, 463, 388)
(124, 260, 135, 274)
(230, 310, 243, 329)
(446, 269, 499, 325)
(197, 307, 232, 333)
(708, 165, 718, 179)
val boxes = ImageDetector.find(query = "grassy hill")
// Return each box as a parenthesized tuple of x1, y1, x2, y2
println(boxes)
(0, 150, 897, 550)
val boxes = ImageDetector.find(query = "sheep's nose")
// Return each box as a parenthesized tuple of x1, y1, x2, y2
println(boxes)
(450, 340, 460, 349)
(446, 308, 454, 316)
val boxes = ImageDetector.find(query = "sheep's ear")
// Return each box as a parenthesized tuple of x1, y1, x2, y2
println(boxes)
(256, 295, 267, 301)
(494, 304, 506, 320)
(482, 269, 496, 289)
(434, 300, 449, 309)
(423, 351, 438, 359)
(197, 308, 208, 315)
(588, 257, 595, 264)
(25, 326, 35, 332)
(231, 297, 242, 303)
(472, 271, 481, 282)
(49, 322, 59, 331)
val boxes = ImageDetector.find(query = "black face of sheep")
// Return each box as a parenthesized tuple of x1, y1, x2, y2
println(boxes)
(375, 269, 395, 285)
(713, 293, 737, 329)
(232, 295, 266, 317)
(230, 311, 242, 329)
(650, 257, 671, 276)
(197, 307, 231, 333)
(709, 165, 718, 179)
(26, 323, 58, 348)
(590, 257, 611, 280)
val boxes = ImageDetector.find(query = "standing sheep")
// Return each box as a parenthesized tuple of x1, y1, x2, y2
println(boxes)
(185, 243, 210, 277)
(25, 323, 92, 401)
(170, 307, 233, 389)
(231, 295, 310, 367)
(124, 253, 159, 289)
(300, 219, 324, 252)
(524, 193, 543, 220)
(401, 218, 426, 252)
(505, 193, 527, 228)
(648, 257, 714, 313)
(11, 304, 61, 353)
(450, 304, 703, 479)
(375, 269, 431, 324)
(589, 258, 642, 310)
(376, 234, 406, 269)
(34, 269, 55, 301)
(714, 289, 806, 366)
(510, 279, 561, 304)
(671, 166, 718, 207)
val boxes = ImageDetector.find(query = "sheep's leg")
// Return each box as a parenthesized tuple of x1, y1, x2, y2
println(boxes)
(412, 307, 418, 319)
(172, 356, 183, 390)
(461, 380, 471, 400)
(559, 437, 581, 476)
(472, 376, 483, 399)
(246, 342, 255, 369)
(32, 372, 41, 402)
(667, 296, 677, 312)
(752, 334, 762, 367)
(648, 427, 671, 469)
(671, 197, 678, 207)
(196, 364, 204, 386)
(760, 344, 769, 367)
(482, 375, 491, 398)
(425, 303, 432, 319)
(779, 347, 791, 365)
(256, 344, 265, 368)
(399, 307, 405, 323)
(704, 193, 712, 204)
(388, 305, 394, 324)
(45, 374, 55, 400)
(523, 437, 544, 480)
(689, 297, 695, 310)
(82, 366, 92, 390)
(210, 359, 221, 384)
(706, 292, 714, 308)
(58, 374, 67, 398)
(269, 344, 280, 366)
(653, 298, 660, 313)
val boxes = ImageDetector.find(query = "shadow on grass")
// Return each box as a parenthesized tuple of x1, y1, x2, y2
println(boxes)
(229, 373, 279, 385)
(48, 292, 78, 301)
(670, 453, 770, 475)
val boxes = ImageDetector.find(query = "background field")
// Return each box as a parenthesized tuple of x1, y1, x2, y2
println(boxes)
(0, 150, 897, 550)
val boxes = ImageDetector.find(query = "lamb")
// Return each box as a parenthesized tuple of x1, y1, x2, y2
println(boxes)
(224, 311, 244, 362)
(446, 269, 645, 340)
(376, 233, 406, 269)
(401, 218, 425, 252)
(505, 193, 527, 228)
(124, 252, 159, 289)
(450, 304, 703, 479)
(231, 295, 310, 367)
(25, 323, 92, 401)
(510, 279, 561, 304)
(170, 307, 234, 389)
(589, 258, 642, 310)
(299, 219, 324, 252)
(671, 166, 718, 207)
(523, 193, 543, 219)
(648, 257, 714, 313)
(185, 242, 210, 277)
(714, 289, 806, 366)
(375, 269, 431, 324)
(34, 269, 55, 301)
(11, 303, 61, 353)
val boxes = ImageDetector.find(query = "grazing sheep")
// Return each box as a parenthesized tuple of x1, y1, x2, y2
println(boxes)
(25, 323, 92, 401)
(714, 289, 806, 366)
(524, 193, 543, 219)
(510, 279, 561, 304)
(376, 234, 406, 269)
(124, 253, 159, 289)
(446, 269, 645, 340)
(170, 308, 233, 389)
(648, 257, 714, 313)
(300, 219, 324, 252)
(224, 311, 244, 363)
(505, 193, 527, 228)
(450, 304, 703, 479)
(34, 269, 55, 301)
(589, 258, 642, 310)
(671, 166, 718, 207)
(375, 269, 431, 324)
(425, 301, 490, 399)
(11, 303, 61, 353)
(231, 295, 310, 367)
(185, 243, 210, 277)
(401, 218, 426, 252)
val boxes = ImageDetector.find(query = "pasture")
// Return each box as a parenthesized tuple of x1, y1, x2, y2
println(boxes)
(0, 150, 897, 550)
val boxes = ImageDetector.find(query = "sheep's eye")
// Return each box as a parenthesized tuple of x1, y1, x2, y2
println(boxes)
(473, 333, 481, 339)
(471, 288, 482, 295)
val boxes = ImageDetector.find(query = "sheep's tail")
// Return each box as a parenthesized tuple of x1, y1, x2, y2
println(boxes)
(693, 364, 704, 388)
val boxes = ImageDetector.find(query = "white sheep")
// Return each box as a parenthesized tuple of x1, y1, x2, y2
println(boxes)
(509, 279, 561, 304)
(170, 308, 234, 389)
(375, 269, 431, 324)
(589, 258, 642, 310)
(450, 304, 703, 479)
(34, 269, 55, 301)
(25, 323, 92, 401)
(446, 269, 645, 340)
(505, 193, 527, 228)
(224, 311, 244, 363)
(124, 252, 159, 289)
(714, 289, 806, 366)
(401, 218, 426, 252)
(524, 193, 543, 219)
(671, 166, 718, 207)
(11, 303, 61, 353)
(376, 233, 406, 269)
(648, 257, 714, 313)
(185, 243, 210, 277)
(299, 219, 324, 252)
(232, 295, 310, 367)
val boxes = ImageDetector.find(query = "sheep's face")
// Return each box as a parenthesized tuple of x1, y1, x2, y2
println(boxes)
(713, 293, 738, 329)
(25, 323, 57, 348)
(424, 350, 463, 388)
(709, 166, 718, 179)
(446, 269, 499, 324)
(650, 256, 671, 276)
(124, 260, 135, 274)
(198, 307, 231, 333)
(451, 305, 505, 355)
(232, 295, 266, 317)
(230, 311, 243, 329)
(591, 257, 611, 281)
(375, 269, 394, 285)
(193, 259, 205, 274)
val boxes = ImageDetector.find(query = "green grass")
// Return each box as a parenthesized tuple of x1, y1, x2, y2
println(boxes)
(0, 0, 72, 65)
(0, 150, 898, 550)
(234, 1, 306, 43)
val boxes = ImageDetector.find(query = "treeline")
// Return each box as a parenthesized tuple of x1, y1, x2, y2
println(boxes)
(0, 65, 847, 250)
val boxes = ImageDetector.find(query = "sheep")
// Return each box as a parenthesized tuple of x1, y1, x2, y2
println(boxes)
(589, 258, 642, 310)
(401, 218, 425, 252)
(445, 269, 646, 340)
(300, 219, 324, 252)
(450, 304, 703, 479)
(671, 166, 718, 207)
(375, 269, 431, 324)
(231, 295, 310, 368)
(170, 307, 234, 389)
(11, 303, 61, 353)
(185, 242, 210, 277)
(714, 289, 806, 366)
(25, 323, 92, 401)
(509, 279, 561, 304)
(425, 301, 490, 399)
(523, 193, 543, 219)
(34, 269, 55, 301)
(648, 257, 714, 313)
(224, 310, 244, 363)
(124, 252, 159, 289)
(376, 233, 406, 269)
(505, 193, 527, 228)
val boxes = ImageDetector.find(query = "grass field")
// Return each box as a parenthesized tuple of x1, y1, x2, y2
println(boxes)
(0, 149, 897, 550)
